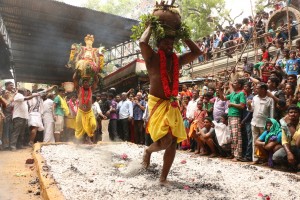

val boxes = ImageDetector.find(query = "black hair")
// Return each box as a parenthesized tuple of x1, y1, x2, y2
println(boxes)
(221, 114, 228, 121)
(277, 39, 284, 45)
(287, 105, 300, 113)
(58, 87, 65, 92)
(270, 70, 283, 82)
(242, 18, 249, 24)
(286, 82, 296, 92)
(208, 87, 215, 92)
(269, 77, 280, 87)
(101, 92, 108, 97)
(287, 74, 297, 79)
(237, 78, 245, 87)
(245, 81, 252, 87)
(258, 82, 268, 91)
(5, 81, 13, 87)
(108, 93, 114, 98)
(92, 95, 97, 102)
(278, 99, 286, 108)
(204, 117, 213, 123)
(204, 93, 212, 99)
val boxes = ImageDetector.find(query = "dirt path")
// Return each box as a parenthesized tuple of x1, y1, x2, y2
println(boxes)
(0, 147, 41, 200)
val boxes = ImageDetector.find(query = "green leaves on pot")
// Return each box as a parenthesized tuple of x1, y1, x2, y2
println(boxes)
(131, 13, 192, 51)
(131, 14, 165, 41)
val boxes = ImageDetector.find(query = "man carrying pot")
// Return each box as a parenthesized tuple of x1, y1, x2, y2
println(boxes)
(140, 16, 202, 183)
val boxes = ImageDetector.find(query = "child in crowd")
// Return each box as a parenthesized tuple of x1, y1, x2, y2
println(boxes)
(286, 50, 300, 76)
(180, 96, 190, 150)
(203, 93, 214, 119)
(197, 117, 219, 157)
(213, 114, 231, 157)
(275, 48, 290, 72)
(261, 61, 275, 83)
(189, 100, 207, 154)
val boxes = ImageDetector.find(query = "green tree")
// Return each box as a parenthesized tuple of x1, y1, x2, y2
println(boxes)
(179, 0, 226, 39)
(82, 0, 242, 40)
(255, 0, 275, 13)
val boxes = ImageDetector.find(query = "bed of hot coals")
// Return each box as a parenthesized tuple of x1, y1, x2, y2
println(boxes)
(40, 143, 300, 200)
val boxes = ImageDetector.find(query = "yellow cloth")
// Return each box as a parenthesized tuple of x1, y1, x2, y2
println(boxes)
(188, 122, 198, 138)
(146, 95, 186, 143)
(65, 117, 76, 130)
(75, 108, 97, 138)
(282, 126, 300, 146)
(58, 95, 70, 116)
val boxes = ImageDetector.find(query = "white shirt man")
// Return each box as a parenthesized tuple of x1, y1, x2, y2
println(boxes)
(248, 83, 274, 162)
(118, 99, 133, 120)
(11, 90, 38, 150)
(186, 98, 199, 120)
(117, 93, 133, 141)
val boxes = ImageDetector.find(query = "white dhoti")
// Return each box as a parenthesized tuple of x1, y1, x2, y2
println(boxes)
(43, 118, 55, 143)
(28, 112, 44, 131)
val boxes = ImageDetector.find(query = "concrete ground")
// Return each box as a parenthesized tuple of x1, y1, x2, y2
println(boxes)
(0, 147, 41, 200)
(0, 120, 111, 200)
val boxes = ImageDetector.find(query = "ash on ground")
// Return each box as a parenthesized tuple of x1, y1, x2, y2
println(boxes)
(40, 143, 300, 200)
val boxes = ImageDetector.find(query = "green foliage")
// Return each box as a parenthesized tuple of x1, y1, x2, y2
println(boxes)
(180, 0, 226, 39)
(131, 15, 165, 41)
(131, 13, 191, 51)
(83, 0, 227, 40)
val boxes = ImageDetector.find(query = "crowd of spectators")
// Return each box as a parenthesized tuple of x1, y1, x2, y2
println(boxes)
(192, 5, 298, 64)
(177, 32, 300, 172)
(0, 85, 153, 150)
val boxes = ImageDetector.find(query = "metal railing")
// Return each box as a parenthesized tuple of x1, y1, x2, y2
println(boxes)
(104, 40, 141, 68)
(104, 21, 300, 72)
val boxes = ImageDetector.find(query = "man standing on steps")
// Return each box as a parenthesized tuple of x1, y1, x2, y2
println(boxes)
(140, 24, 201, 184)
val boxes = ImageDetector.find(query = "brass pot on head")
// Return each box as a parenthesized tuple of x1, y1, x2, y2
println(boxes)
(153, 0, 181, 34)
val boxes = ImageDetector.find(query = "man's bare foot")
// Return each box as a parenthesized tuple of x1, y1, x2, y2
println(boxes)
(194, 150, 200, 154)
(159, 178, 170, 186)
(85, 137, 93, 145)
(209, 153, 218, 158)
(142, 149, 151, 169)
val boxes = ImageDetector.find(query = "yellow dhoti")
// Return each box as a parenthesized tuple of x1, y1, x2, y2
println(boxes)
(75, 108, 97, 138)
(65, 116, 76, 130)
(146, 95, 186, 143)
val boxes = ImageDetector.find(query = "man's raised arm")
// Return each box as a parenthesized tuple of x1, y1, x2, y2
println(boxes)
(179, 39, 202, 66)
(139, 25, 156, 64)
(92, 74, 99, 90)
(73, 71, 79, 90)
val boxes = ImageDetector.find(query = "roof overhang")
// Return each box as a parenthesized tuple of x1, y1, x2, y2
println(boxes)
(0, 0, 138, 84)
